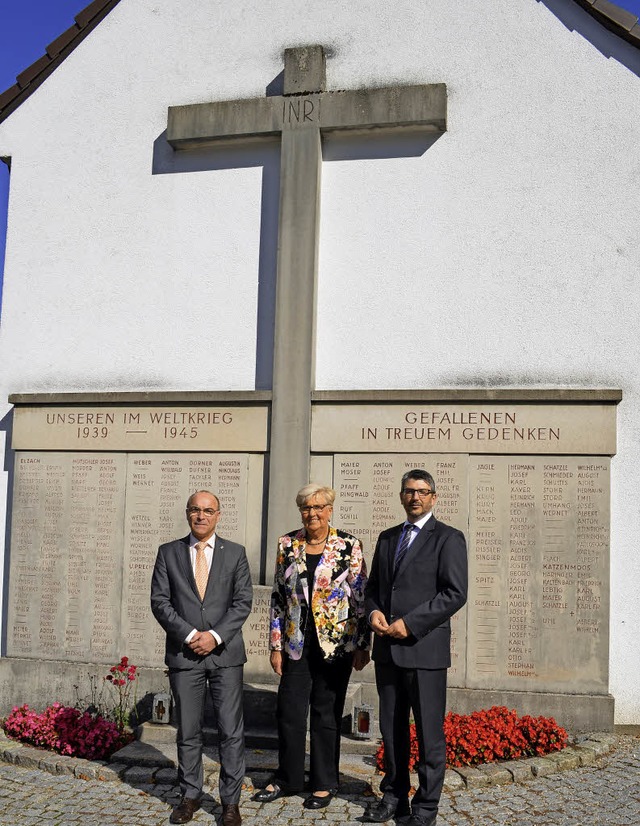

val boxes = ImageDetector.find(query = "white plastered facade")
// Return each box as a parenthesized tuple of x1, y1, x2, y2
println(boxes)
(0, 0, 638, 721)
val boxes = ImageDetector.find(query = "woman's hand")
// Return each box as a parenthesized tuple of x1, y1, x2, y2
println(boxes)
(352, 650, 370, 671)
(270, 650, 284, 676)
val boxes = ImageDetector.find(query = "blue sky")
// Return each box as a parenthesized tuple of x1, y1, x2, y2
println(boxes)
(1, 0, 640, 308)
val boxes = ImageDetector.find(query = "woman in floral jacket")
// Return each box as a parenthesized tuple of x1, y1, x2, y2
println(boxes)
(253, 483, 370, 811)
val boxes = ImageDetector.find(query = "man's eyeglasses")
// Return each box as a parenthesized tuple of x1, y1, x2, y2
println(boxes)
(299, 504, 330, 515)
(401, 488, 434, 499)
(186, 507, 219, 517)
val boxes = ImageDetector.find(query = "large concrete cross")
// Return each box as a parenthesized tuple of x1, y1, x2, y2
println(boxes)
(166, 46, 446, 568)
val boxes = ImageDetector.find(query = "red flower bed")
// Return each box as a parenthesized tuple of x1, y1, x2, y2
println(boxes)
(375, 705, 568, 771)
(2, 702, 132, 761)
(1, 657, 138, 761)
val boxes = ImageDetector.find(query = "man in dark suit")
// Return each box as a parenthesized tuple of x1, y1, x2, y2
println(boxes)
(364, 469, 467, 826)
(151, 490, 253, 826)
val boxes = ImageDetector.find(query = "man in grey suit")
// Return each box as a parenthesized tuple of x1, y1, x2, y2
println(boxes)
(364, 469, 467, 826)
(151, 490, 253, 826)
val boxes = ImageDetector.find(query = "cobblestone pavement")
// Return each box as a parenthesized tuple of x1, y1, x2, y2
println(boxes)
(0, 735, 638, 826)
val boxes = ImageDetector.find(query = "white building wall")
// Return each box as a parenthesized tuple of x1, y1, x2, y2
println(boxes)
(0, 0, 638, 720)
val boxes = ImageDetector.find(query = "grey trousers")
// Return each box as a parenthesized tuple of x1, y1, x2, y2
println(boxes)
(169, 662, 245, 804)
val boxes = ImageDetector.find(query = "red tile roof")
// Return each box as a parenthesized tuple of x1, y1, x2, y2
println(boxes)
(0, 0, 638, 127)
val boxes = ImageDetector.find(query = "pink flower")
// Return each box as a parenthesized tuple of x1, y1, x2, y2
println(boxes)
(315, 573, 331, 589)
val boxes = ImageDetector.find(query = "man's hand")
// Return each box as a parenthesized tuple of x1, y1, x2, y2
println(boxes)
(188, 630, 217, 656)
(352, 650, 370, 671)
(385, 618, 410, 639)
(370, 610, 390, 637)
(270, 651, 283, 676)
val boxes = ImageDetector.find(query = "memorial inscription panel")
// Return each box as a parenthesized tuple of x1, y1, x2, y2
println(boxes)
(467, 456, 609, 693)
(8, 452, 260, 667)
(328, 452, 609, 695)
(332, 454, 468, 686)
(8, 453, 126, 662)
(122, 453, 251, 667)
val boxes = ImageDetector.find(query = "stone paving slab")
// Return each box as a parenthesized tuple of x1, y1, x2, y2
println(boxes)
(0, 732, 637, 825)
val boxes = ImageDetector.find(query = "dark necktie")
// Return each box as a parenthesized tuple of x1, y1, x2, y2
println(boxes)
(394, 524, 414, 570)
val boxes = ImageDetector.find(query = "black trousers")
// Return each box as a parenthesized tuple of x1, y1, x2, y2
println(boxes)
(275, 636, 352, 792)
(375, 663, 447, 819)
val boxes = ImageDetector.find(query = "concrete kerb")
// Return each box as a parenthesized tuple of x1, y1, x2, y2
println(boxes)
(0, 729, 619, 792)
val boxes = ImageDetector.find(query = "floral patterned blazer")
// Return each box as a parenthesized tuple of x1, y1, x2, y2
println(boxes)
(269, 526, 370, 662)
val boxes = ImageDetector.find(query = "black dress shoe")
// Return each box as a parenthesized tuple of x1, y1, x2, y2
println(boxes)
(303, 789, 337, 809)
(169, 797, 201, 824)
(404, 814, 437, 826)
(252, 784, 287, 803)
(362, 798, 410, 822)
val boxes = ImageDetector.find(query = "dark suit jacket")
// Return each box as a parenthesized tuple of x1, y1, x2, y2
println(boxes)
(151, 534, 253, 669)
(364, 517, 467, 669)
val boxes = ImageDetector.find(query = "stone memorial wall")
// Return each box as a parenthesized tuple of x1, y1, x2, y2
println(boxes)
(2, 394, 618, 727)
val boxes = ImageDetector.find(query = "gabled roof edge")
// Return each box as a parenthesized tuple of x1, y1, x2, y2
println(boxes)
(0, 0, 123, 126)
(573, 0, 640, 48)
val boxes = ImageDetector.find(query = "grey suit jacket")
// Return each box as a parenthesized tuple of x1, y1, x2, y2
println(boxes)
(364, 516, 467, 669)
(151, 534, 253, 669)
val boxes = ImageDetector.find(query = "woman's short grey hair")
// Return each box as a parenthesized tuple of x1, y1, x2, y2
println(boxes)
(296, 483, 336, 508)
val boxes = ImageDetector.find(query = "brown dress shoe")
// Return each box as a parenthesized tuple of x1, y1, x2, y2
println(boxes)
(169, 796, 201, 824)
(222, 803, 242, 826)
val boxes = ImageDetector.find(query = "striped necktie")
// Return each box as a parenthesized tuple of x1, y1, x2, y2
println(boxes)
(195, 541, 209, 600)
(394, 524, 414, 569)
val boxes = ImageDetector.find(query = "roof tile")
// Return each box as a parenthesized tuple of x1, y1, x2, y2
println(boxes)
(16, 55, 51, 89)
(46, 25, 81, 59)
(593, 0, 639, 30)
(75, 0, 113, 28)
(0, 85, 21, 110)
